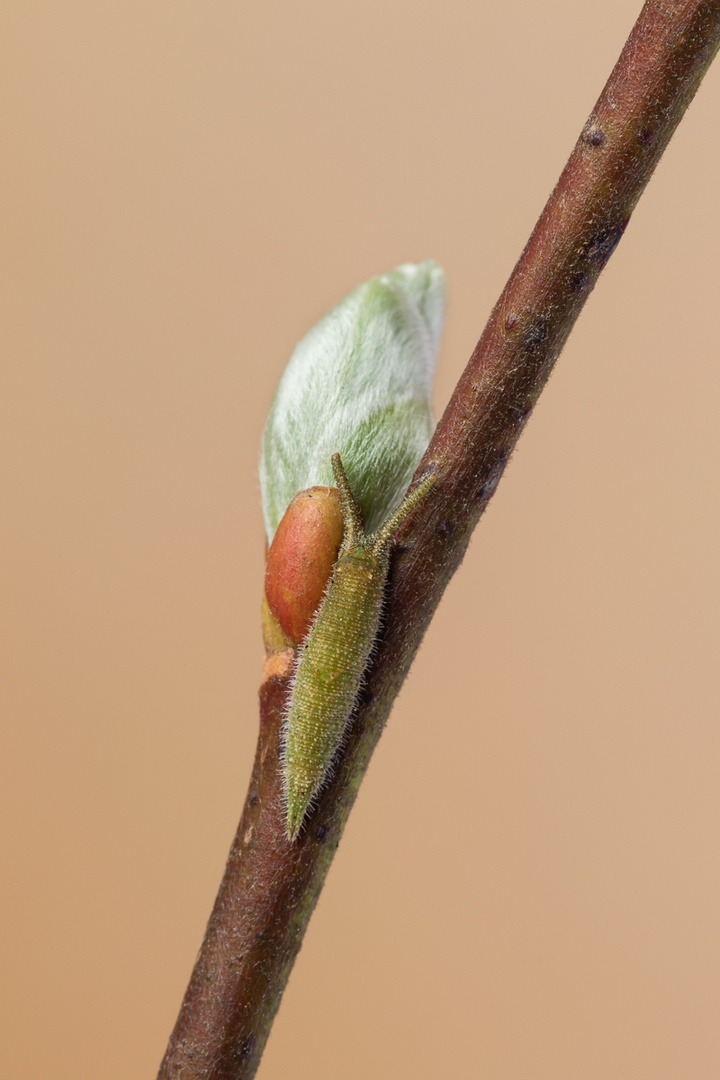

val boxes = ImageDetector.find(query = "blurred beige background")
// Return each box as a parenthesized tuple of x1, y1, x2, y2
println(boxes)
(2, 2, 720, 1077)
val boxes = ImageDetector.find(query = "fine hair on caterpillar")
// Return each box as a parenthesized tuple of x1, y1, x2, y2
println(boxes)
(282, 453, 436, 841)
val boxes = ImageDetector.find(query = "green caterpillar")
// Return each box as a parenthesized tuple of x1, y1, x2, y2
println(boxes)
(283, 453, 435, 841)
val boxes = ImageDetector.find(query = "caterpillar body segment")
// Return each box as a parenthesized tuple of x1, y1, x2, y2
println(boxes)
(283, 454, 435, 841)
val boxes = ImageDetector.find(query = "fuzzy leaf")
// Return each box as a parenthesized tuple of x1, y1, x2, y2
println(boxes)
(260, 260, 445, 540)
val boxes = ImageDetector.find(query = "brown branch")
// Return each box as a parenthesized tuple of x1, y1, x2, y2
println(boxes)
(158, 3, 720, 1077)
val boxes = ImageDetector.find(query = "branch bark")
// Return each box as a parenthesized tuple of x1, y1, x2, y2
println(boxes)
(158, 3, 720, 1077)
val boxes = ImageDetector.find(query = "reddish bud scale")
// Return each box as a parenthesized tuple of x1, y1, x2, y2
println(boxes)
(264, 486, 344, 647)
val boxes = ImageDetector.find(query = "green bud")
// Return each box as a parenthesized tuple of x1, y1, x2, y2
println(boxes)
(260, 260, 445, 541)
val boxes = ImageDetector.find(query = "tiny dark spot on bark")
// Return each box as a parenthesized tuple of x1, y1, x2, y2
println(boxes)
(582, 125, 605, 146)
(358, 685, 374, 709)
(249, 793, 259, 806)
(637, 127, 654, 145)
(578, 218, 629, 270)
(522, 317, 549, 355)
(437, 519, 453, 537)
(418, 460, 438, 480)
(474, 455, 508, 501)
(510, 404, 532, 428)
(504, 315, 519, 332)
(571, 269, 590, 293)
(316, 824, 330, 842)
(239, 1034, 255, 1061)
(394, 541, 411, 556)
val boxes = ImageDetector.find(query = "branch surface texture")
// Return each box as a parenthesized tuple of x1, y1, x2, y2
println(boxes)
(158, 3, 720, 1077)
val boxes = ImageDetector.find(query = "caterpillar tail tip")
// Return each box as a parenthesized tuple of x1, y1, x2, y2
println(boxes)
(285, 799, 307, 843)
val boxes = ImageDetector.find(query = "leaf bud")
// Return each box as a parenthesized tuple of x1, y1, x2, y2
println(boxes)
(260, 260, 445, 541)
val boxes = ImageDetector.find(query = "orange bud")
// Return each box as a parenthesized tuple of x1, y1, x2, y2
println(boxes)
(264, 486, 343, 646)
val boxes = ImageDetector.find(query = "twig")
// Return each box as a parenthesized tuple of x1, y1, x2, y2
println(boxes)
(158, 3, 720, 1077)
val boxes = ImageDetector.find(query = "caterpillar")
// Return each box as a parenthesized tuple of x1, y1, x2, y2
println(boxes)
(283, 453, 436, 841)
